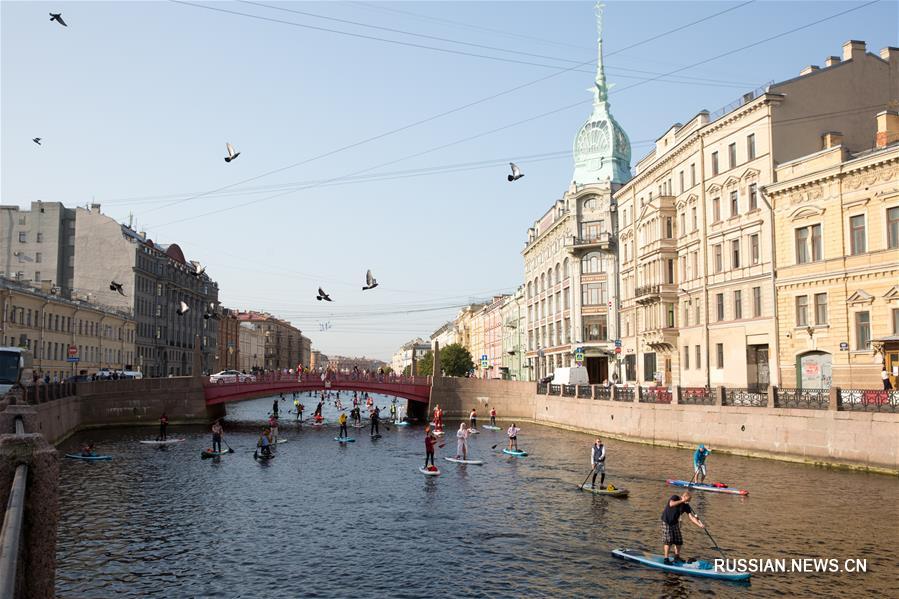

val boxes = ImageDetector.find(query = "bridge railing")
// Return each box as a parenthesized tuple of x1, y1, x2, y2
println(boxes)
(0, 415, 27, 598)
(206, 371, 430, 386)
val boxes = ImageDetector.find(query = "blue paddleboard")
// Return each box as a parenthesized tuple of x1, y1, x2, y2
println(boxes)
(65, 453, 112, 461)
(503, 448, 528, 457)
(612, 548, 750, 581)
(334, 437, 356, 443)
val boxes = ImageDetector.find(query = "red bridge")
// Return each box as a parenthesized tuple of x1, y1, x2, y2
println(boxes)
(202, 372, 432, 405)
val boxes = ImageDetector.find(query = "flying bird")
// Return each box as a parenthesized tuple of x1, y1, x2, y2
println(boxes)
(362, 269, 378, 291)
(316, 287, 332, 302)
(507, 162, 524, 182)
(32, 138, 42, 146)
(224, 142, 240, 163)
(49, 13, 67, 27)
(109, 281, 125, 296)
(191, 262, 206, 278)
(203, 302, 216, 319)
(176, 301, 189, 316)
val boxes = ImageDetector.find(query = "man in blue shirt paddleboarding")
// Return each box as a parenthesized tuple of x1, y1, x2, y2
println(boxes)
(691, 444, 711, 484)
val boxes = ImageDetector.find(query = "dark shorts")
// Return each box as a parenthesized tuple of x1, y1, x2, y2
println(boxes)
(509, 436, 517, 441)
(662, 522, 683, 546)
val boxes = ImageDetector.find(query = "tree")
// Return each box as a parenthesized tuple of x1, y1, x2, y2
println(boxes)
(402, 364, 412, 376)
(440, 343, 474, 377)
(416, 351, 434, 376)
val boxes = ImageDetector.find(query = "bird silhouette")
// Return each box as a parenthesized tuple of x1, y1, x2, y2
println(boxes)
(224, 142, 240, 163)
(316, 287, 333, 302)
(507, 162, 524, 182)
(49, 13, 67, 27)
(203, 302, 216, 319)
(362, 269, 378, 290)
(191, 262, 206, 278)
(32, 138, 42, 146)
(109, 281, 125, 296)
(176, 301, 189, 315)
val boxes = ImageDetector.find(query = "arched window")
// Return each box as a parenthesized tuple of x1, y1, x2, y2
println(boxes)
(527, 282, 532, 299)
(582, 252, 603, 274)
(563, 257, 570, 279)
(547, 269, 553, 286)
(555, 263, 561, 284)
(584, 197, 597, 210)
(540, 273, 545, 292)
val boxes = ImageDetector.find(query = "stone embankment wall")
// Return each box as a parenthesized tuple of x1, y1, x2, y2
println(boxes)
(429, 377, 899, 473)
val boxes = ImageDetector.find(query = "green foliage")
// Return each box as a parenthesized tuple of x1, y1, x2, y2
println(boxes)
(440, 344, 474, 377)
(417, 351, 434, 376)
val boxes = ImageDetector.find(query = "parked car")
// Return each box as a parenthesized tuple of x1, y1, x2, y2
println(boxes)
(209, 370, 255, 384)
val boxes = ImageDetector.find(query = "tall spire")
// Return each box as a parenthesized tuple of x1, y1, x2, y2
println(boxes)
(593, 2, 608, 104)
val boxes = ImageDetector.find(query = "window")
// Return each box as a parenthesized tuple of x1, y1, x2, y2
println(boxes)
(747, 134, 756, 160)
(814, 293, 827, 325)
(855, 311, 870, 350)
(749, 183, 758, 211)
(714, 244, 723, 273)
(690, 163, 696, 187)
(691, 252, 698, 279)
(711, 151, 719, 176)
(35, 252, 42, 263)
(734, 290, 743, 319)
(796, 295, 809, 326)
(716, 293, 724, 321)
(892, 308, 899, 335)
(683, 346, 690, 370)
(581, 283, 607, 306)
(887, 207, 899, 249)
(583, 316, 607, 341)
(716, 343, 724, 369)
(691, 207, 697, 231)
(667, 259, 674, 284)
(643, 353, 657, 382)
(712, 197, 720, 222)
(679, 171, 684, 193)
(682, 301, 689, 326)
(680, 212, 686, 236)
(731, 239, 741, 268)
(795, 224, 822, 263)
(667, 304, 675, 327)
(752, 286, 762, 317)
(730, 190, 739, 217)
(34, 271, 41, 281)
(728, 142, 736, 168)
(18, 232, 26, 243)
(581, 252, 604, 274)
(750, 234, 760, 265)
(36, 232, 43, 243)
(695, 345, 701, 369)
(665, 217, 673, 238)
(850, 215, 866, 255)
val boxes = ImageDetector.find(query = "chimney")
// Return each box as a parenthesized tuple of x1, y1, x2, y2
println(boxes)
(842, 40, 865, 62)
(875, 111, 899, 148)
(824, 56, 841, 67)
(90, 203, 101, 213)
(799, 65, 820, 76)
(822, 131, 843, 149)
(880, 46, 898, 61)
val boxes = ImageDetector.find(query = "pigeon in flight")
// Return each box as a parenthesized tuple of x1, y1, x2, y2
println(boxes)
(203, 302, 216, 320)
(176, 300, 190, 316)
(32, 138, 42, 146)
(224, 142, 240, 163)
(507, 162, 524, 182)
(362, 269, 378, 291)
(191, 262, 206, 278)
(49, 13, 67, 27)
(109, 281, 125, 296)
(316, 287, 332, 302)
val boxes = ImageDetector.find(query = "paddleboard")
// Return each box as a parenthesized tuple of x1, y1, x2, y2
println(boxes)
(434, 431, 445, 437)
(335, 437, 356, 443)
(578, 485, 629, 497)
(503, 448, 528, 457)
(275, 438, 288, 444)
(612, 548, 751, 581)
(419, 466, 441, 476)
(395, 421, 411, 427)
(201, 448, 231, 458)
(666, 480, 749, 496)
(482, 425, 501, 430)
(253, 451, 276, 461)
(139, 438, 186, 445)
(370, 434, 382, 439)
(469, 429, 480, 434)
(311, 421, 326, 427)
(444, 457, 484, 465)
(65, 453, 112, 461)
(352, 424, 365, 428)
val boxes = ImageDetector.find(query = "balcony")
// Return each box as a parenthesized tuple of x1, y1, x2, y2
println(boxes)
(640, 328, 678, 350)
(635, 284, 660, 304)
(568, 232, 614, 252)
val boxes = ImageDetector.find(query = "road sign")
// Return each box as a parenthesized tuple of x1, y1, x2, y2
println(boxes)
(614, 339, 622, 347)
(481, 354, 489, 368)
(575, 351, 584, 364)
(67, 345, 78, 358)
(66, 357, 79, 363)
(615, 347, 622, 354)
(839, 342, 849, 351)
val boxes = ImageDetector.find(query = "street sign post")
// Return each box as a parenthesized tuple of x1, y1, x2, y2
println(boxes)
(481, 354, 489, 369)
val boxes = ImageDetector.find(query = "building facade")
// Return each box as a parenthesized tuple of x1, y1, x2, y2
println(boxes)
(769, 112, 899, 389)
(326, 355, 387, 373)
(236, 311, 304, 371)
(616, 40, 897, 389)
(0, 276, 136, 381)
(0, 201, 76, 296)
(72, 205, 219, 377)
(391, 338, 431, 375)
(500, 286, 526, 380)
(216, 308, 241, 372)
(523, 5, 629, 383)
(238, 320, 265, 372)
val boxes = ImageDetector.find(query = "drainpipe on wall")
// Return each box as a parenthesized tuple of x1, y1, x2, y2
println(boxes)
(759, 187, 781, 389)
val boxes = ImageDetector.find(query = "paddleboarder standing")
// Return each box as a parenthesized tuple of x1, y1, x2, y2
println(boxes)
(211, 420, 223, 453)
(456, 422, 471, 460)
(370, 406, 381, 437)
(338, 411, 349, 438)
(507, 423, 521, 451)
(159, 412, 168, 441)
(590, 438, 606, 489)
(469, 408, 477, 429)
(489, 407, 497, 426)
(661, 491, 704, 563)
(269, 414, 279, 445)
(257, 428, 273, 459)
(433, 404, 443, 430)
(314, 400, 324, 420)
(272, 399, 279, 417)
(424, 426, 437, 470)
(691, 444, 711, 483)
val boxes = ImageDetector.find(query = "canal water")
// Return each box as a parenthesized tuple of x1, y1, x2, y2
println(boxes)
(57, 394, 898, 598)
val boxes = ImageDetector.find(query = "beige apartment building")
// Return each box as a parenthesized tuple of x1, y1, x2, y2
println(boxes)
(238, 320, 265, 372)
(616, 40, 897, 390)
(769, 112, 899, 389)
(0, 277, 136, 381)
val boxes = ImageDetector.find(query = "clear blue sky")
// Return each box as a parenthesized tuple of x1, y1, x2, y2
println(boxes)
(2, 1, 896, 360)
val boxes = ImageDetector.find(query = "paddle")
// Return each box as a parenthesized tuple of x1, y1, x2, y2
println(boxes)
(579, 464, 597, 489)
(223, 438, 235, 454)
(693, 510, 728, 560)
